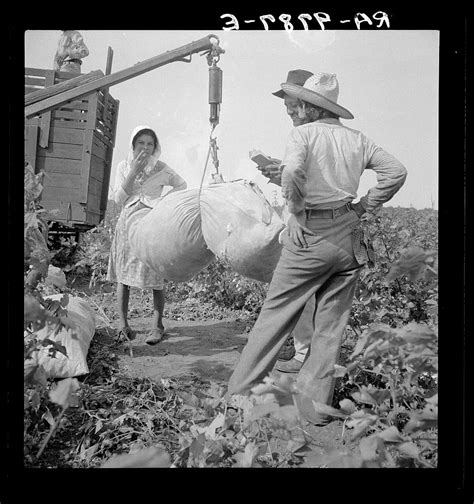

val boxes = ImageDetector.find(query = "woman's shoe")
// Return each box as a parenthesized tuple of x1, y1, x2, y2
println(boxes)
(145, 328, 165, 345)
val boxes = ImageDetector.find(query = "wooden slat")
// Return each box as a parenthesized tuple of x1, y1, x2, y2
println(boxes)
(100, 93, 118, 111)
(25, 77, 46, 88)
(25, 68, 49, 77)
(48, 127, 85, 145)
(42, 185, 83, 203)
(24, 125, 39, 171)
(87, 188, 102, 213)
(25, 86, 42, 94)
(39, 70, 55, 148)
(36, 156, 83, 175)
(94, 129, 114, 149)
(59, 100, 90, 111)
(90, 155, 105, 182)
(85, 93, 98, 130)
(25, 116, 41, 128)
(52, 118, 86, 130)
(97, 108, 115, 130)
(80, 115, 96, 202)
(37, 142, 84, 160)
(100, 99, 117, 215)
(98, 114, 114, 133)
(96, 101, 114, 124)
(52, 109, 88, 122)
(88, 177, 103, 197)
(92, 136, 108, 160)
(41, 172, 82, 189)
(96, 122, 114, 141)
(40, 201, 87, 222)
(110, 98, 119, 148)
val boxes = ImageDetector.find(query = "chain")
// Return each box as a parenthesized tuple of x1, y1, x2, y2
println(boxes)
(209, 132, 220, 174)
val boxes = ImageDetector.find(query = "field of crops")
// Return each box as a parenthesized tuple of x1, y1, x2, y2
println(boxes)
(23, 167, 439, 470)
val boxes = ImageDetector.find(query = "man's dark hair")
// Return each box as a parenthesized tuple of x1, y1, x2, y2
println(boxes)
(299, 100, 339, 121)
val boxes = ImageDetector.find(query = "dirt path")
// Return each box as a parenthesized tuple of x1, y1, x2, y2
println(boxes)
(109, 308, 353, 453)
(84, 290, 357, 455)
(116, 315, 249, 383)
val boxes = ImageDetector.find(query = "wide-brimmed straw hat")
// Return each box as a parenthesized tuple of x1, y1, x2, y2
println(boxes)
(280, 72, 354, 119)
(272, 69, 314, 98)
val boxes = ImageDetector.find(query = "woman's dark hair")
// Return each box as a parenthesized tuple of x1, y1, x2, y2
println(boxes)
(132, 128, 160, 154)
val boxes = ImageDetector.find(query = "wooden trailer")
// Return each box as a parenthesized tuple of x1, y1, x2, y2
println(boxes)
(25, 67, 119, 235)
(25, 34, 224, 244)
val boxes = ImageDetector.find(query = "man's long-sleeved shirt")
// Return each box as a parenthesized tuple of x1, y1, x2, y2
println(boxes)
(280, 118, 407, 214)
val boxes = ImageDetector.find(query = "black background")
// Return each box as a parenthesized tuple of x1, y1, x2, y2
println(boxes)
(5, 6, 471, 503)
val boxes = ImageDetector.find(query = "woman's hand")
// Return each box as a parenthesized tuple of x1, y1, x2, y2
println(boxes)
(287, 211, 315, 248)
(130, 150, 150, 177)
(120, 150, 151, 198)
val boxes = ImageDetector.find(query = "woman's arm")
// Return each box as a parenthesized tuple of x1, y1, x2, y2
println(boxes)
(162, 166, 187, 196)
(114, 151, 151, 206)
(121, 151, 150, 195)
(165, 181, 187, 196)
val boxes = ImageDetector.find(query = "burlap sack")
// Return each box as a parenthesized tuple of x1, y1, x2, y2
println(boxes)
(199, 180, 284, 283)
(31, 295, 96, 379)
(129, 188, 215, 282)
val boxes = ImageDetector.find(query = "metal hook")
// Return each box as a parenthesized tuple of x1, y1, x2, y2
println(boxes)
(174, 55, 193, 63)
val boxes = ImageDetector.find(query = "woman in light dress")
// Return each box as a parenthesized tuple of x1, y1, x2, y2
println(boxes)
(107, 126, 187, 344)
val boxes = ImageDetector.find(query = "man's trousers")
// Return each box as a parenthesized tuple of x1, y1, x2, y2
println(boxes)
(227, 208, 365, 423)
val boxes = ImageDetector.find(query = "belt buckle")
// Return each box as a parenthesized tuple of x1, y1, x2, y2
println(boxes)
(332, 207, 336, 219)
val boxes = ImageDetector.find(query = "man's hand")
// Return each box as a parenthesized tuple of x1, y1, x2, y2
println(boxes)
(287, 211, 315, 248)
(350, 201, 366, 219)
(258, 157, 282, 186)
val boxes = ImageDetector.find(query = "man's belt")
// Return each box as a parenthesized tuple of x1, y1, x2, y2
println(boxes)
(305, 202, 353, 219)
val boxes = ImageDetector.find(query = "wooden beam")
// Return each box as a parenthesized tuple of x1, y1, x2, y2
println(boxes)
(25, 70, 104, 106)
(102, 46, 113, 122)
(104, 47, 114, 82)
(25, 34, 219, 118)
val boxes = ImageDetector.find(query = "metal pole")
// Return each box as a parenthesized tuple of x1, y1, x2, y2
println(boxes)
(25, 34, 220, 118)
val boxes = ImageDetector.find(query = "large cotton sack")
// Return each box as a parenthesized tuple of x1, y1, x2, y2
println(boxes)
(199, 180, 285, 283)
(31, 295, 96, 379)
(129, 188, 215, 282)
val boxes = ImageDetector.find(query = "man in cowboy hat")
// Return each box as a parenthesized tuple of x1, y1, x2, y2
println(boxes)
(256, 69, 319, 374)
(228, 71, 407, 425)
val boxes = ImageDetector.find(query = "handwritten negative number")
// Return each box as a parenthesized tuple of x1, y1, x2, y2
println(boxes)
(220, 12, 390, 31)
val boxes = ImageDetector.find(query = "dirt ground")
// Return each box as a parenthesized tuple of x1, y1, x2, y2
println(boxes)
(101, 301, 354, 453)
(115, 313, 249, 383)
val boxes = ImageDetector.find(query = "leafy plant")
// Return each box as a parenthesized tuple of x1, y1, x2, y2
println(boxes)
(24, 193, 438, 469)
(24, 163, 84, 463)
